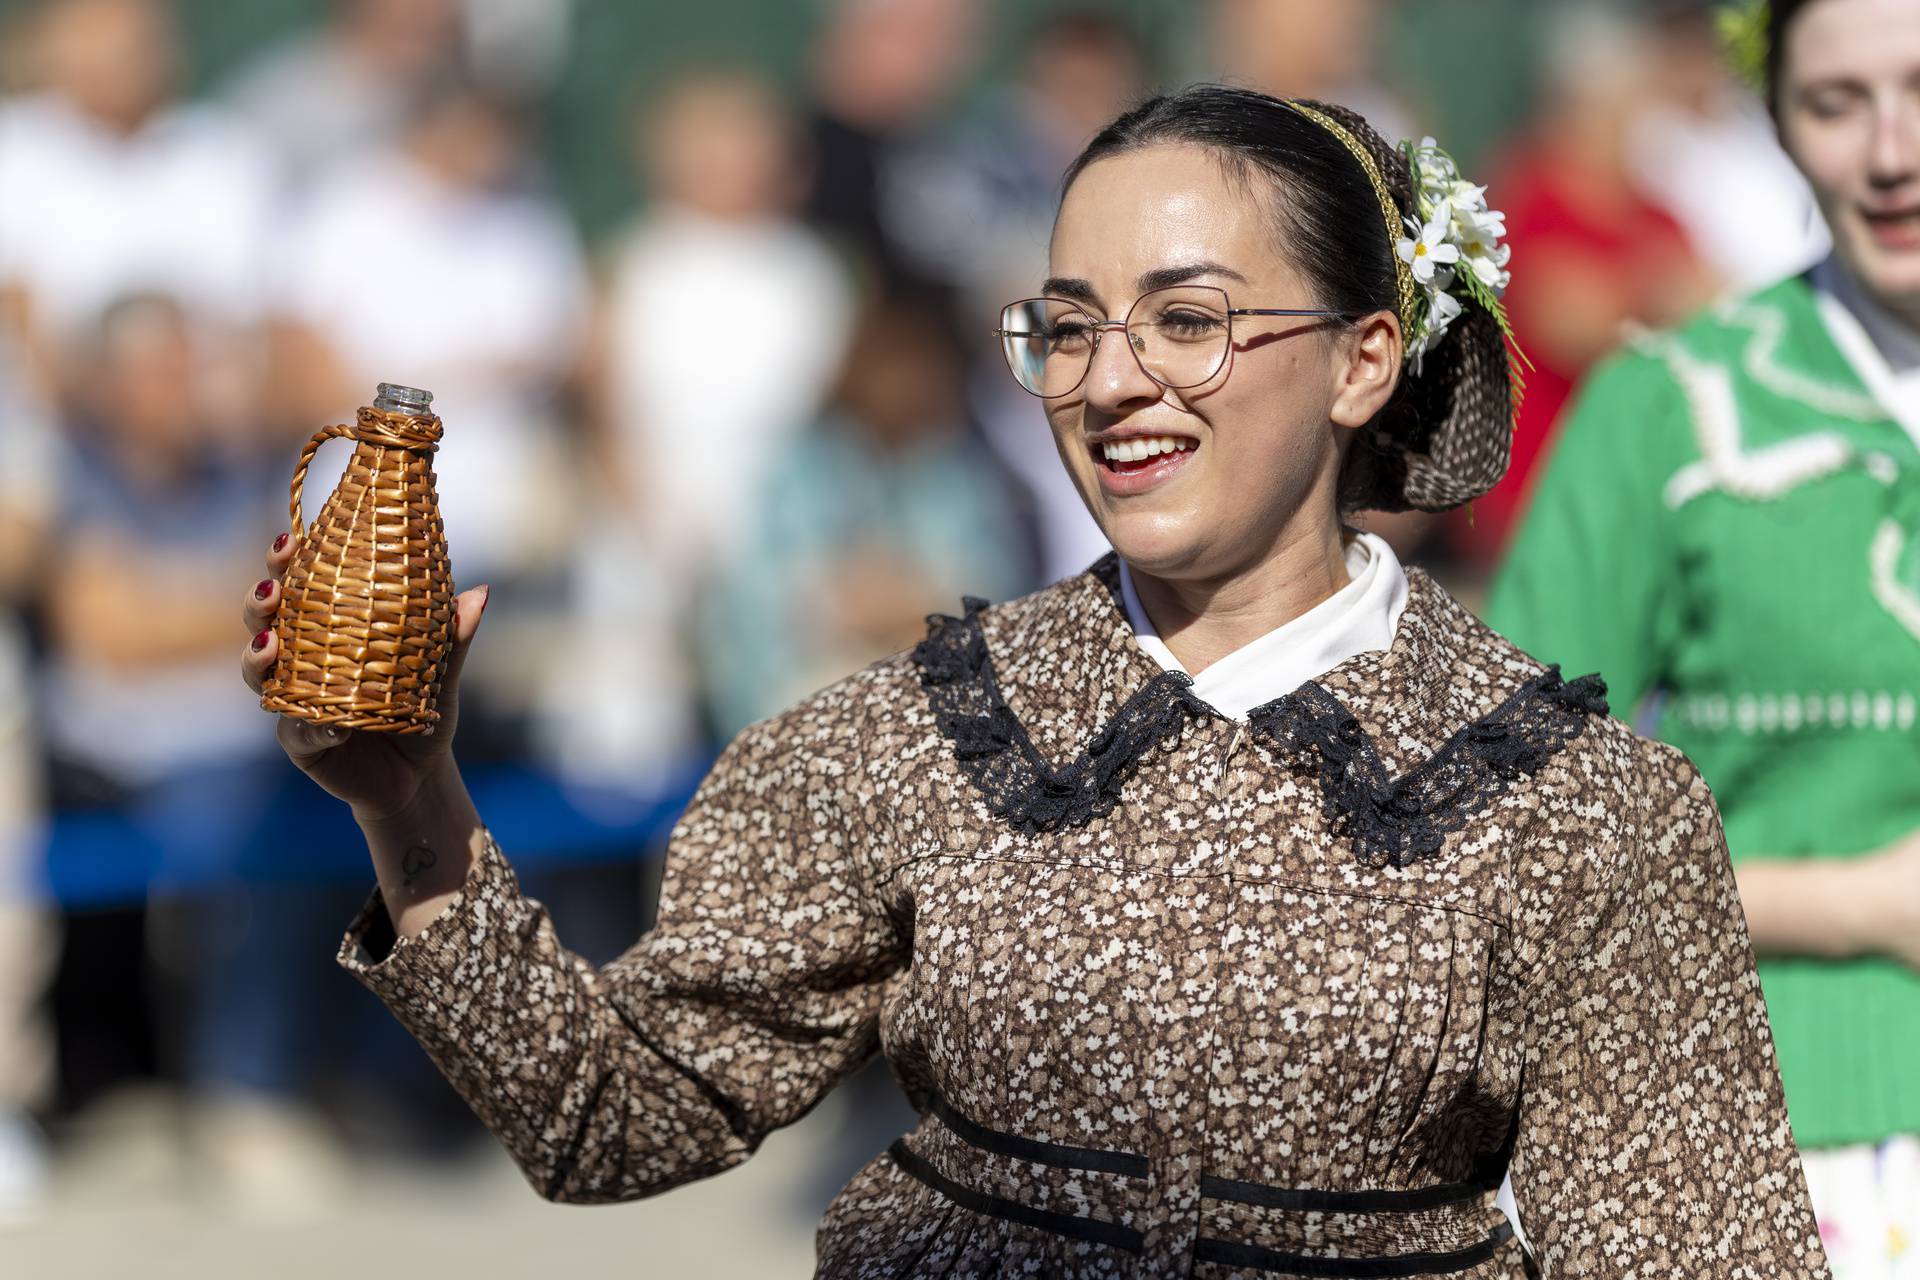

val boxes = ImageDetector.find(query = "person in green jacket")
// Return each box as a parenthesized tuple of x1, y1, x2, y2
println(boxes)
(1488, 0, 1920, 1272)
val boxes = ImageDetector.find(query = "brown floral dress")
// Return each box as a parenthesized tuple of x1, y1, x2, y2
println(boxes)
(338, 556, 1832, 1279)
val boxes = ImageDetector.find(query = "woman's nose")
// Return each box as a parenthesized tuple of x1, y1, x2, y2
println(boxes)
(1867, 99, 1920, 189)
(1083, 325, 1160, 411)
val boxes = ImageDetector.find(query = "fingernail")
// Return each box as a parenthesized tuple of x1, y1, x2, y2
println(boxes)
(254, 579, 273, 600)
(252, 628, 270, 652)
(273, 533, 289, 553)
(478, 584, 491, 615)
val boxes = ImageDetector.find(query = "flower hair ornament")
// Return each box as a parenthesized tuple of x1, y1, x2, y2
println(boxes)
(1395, 137, 1522, 388)
(1282, 98, 1529, 511)
(1282, 101, 1527, 411)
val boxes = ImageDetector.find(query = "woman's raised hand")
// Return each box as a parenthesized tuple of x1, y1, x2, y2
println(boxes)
(240, 530, 490, 823)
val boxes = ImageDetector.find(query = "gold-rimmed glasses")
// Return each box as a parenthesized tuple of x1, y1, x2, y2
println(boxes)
(994, 285, 1361, 399)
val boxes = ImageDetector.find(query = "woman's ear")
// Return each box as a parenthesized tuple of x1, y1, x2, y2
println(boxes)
(1329, 310, 1402, 429)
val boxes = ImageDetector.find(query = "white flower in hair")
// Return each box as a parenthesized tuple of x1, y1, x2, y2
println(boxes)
(1396, 135, 1520, 379)
(1398, 202, 1461, 285)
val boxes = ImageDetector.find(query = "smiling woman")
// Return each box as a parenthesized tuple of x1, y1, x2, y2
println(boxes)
(1489, 1, 1920, 1274)
(260, 82, 1832, 1280)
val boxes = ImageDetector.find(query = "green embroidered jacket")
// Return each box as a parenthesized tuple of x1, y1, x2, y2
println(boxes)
(1488, 270, 1920, 1151)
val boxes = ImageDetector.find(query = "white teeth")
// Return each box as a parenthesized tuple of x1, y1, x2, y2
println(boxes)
(1101, 435, 1195, 462)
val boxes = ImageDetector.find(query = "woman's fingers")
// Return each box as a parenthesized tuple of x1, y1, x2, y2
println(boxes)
(241, 620, 276, 694)
(437, 584, 491, 691)
(243, 530, 296, 634)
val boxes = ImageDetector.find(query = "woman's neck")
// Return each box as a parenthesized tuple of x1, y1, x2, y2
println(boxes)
(1821, 253, 1920, 370)
(1127, 523, 1353, 677)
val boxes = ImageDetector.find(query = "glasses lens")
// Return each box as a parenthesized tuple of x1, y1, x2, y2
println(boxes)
(1001, 298, 1097, 397)
(1127, 286, 1231, 389)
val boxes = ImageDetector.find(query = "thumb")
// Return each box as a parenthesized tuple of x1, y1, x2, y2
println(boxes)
(438, 583, 490, 691)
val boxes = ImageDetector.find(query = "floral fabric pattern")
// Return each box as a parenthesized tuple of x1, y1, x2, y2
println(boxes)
(338, 556, 1830, 1278)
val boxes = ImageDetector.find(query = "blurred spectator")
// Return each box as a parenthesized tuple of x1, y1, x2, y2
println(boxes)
(269, 70, 590, 602)
(1205, 0, 1416, 147)
(886, 8, 1148, 317)
(0, 0, 274, 419)
(884, 9, 1143, 585)
(595, 69, 852, 576)
(1442, 2, 1716, 573)
(699, 286, 1033, 737)
(802, 0, 985, 288)
(0, 332, 55, 1223)
(220, 0, 465, 194)
(34, 294, 350, 1211)
(1629, 0, 1827, 292)
(532, 69, 853, 787)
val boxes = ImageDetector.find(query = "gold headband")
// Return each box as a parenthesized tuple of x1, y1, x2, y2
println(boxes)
(1284, 100, 1421, 343)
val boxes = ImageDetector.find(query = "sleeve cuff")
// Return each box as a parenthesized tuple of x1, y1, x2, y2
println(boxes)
(335, 825, 518, 990)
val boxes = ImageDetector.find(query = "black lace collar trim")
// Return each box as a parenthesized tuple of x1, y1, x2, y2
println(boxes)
(1246, 666, 1609, 868)
(909, 595, 1609, 863)
(911, 596, 1214, 836)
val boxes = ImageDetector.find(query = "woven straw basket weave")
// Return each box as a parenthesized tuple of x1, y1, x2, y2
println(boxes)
(259, 383, 457, 734)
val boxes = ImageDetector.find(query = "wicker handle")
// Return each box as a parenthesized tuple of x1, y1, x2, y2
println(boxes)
(287, 423, 357, 542)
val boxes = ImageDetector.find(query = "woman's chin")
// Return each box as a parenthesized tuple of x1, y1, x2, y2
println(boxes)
(1102, 512, 1217, 576)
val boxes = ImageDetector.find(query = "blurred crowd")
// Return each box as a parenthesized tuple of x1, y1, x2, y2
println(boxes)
(0, 0, 1826, 1236)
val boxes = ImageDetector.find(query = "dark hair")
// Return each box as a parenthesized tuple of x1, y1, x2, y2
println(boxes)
(1767, 0, 1818, 109)
(1059, 84, 1514, 514)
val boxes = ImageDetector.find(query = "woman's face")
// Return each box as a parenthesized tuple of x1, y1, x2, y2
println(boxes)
(1041, 143, 1398, 581)
(1778, 0, 1920, 313)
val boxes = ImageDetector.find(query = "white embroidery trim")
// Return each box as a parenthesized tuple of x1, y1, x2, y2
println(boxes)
(1729, 297, 1887, 423)
(1636, 305, 1920, 644)
(1636, 326, 1859, 509)
(1670, 687, 1918, 735)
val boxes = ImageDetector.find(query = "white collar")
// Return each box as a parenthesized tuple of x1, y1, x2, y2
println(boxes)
(1118, 531, 1411, 722)
(1812, 255, 1920, 447)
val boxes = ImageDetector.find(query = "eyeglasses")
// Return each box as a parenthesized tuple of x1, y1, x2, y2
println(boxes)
(994, 285, 1361, 399)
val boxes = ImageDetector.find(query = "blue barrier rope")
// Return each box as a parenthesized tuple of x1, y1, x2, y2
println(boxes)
(30, 757, 712, 908)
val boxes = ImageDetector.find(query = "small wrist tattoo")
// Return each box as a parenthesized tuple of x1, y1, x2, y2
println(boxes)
(401, 843, 438, 888)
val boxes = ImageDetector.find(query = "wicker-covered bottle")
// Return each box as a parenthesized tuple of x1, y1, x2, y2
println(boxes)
(259, 383, 457, 734)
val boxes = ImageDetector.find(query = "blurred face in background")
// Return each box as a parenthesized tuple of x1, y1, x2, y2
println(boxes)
(835, 295, 965, 449)
(1778, 0, 1920, 319)
(1042, 144, 1395, 581)
(406, 90, 521, 191)
(35, 0, 178, 133)
(814, 0, 983, 128)
(1021, 17, 1145, 156)
(87, 297, 200, 461)
(643, 75, 804, 221)
(1206, 0, 1378, 100)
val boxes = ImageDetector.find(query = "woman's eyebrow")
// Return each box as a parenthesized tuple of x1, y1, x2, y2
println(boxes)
(1040, 276, 1101, 307)
(1139, 262, 1249, 291)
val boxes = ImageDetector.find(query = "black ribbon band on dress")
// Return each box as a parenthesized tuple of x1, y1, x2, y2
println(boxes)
(1194, 1221, 1516, 1277)
(888, 1138, 1146, 1254)
(916, 1090, 1149, 1178)
(896, 1094, 1516, 1269)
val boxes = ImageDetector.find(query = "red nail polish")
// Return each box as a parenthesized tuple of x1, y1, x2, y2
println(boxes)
(254, 579, 273, 600)
(252, 628, 270, 651)
(273, 533, 289, 552)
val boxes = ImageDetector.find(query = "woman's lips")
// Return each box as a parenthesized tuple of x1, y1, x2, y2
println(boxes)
(1091, 439, 1198, 495)
(1862, 207, 1920, 252)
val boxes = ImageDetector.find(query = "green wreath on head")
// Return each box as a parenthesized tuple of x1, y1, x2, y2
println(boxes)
(1717, 0, 1770, 94)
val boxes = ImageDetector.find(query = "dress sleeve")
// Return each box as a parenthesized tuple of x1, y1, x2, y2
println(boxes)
(335, 694, 905, 1204)
(1484, 348, 1694, 717)
(1505, 745, 1830, 1278)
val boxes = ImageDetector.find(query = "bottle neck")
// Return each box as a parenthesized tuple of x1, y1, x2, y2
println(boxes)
(372, 382, 434, 416)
